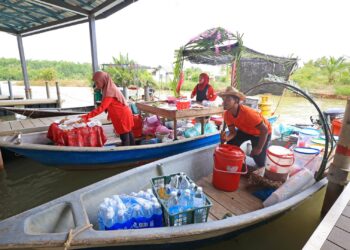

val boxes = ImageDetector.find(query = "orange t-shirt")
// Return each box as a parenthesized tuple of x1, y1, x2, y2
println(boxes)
(224, 105, 272, 136)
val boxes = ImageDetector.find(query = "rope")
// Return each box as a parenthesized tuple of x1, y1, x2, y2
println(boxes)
(64, 223, 93, 250)
(271, 88, 286, 116)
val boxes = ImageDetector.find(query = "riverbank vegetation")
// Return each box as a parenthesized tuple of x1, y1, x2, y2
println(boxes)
(0, 56, 349, 95)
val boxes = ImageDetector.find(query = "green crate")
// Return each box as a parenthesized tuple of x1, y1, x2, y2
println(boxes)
(151, 173, 212, 227)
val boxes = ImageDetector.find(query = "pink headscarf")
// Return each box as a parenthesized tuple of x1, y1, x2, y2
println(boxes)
(93, 71, 127, 106)
(198, 73, 209, 91)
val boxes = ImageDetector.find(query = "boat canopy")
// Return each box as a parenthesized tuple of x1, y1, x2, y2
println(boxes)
(181, 27, 297, 67)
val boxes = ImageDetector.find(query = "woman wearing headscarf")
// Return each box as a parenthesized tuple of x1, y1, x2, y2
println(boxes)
(190, 73, 217, 102)
(81, 71, 135, 146)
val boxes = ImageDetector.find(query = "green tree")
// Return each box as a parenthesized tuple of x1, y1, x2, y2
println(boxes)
(39, 68, 57, 82)
(315, 56, 347, 85)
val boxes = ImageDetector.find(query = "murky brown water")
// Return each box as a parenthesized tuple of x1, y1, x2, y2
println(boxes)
(0, 87, 346, 249)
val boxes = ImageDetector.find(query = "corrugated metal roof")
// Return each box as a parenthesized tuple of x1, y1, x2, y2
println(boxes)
(0, 0, 138, 36)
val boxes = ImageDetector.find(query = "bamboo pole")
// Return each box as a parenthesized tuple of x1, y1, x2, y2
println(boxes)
(321, 98, 350, 216)
(55, 81, 62, 108)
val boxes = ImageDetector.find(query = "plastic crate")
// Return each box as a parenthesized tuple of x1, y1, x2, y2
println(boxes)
(151, 173, 212, 227)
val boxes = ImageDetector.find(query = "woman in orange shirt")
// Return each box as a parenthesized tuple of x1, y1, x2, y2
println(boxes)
(190, 73, 217, 102)
(219, 86, 271, 168)
(81, 71, 135, 146)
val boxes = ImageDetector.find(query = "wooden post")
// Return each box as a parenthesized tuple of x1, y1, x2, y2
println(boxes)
(45, 82, 50, 99)
(7, 80, 13, 100)
(321, 98, 350, 216)
(55, 81, 62, 108)
(0, 149, 4, 171)
(144, 85, 150, 101)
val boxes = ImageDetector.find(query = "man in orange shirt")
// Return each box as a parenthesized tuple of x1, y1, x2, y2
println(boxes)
(219, 86, 271, 168)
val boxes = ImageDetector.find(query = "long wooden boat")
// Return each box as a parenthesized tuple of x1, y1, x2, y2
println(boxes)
(0, 145, 327, 249)
(0, 124, 220, 167)
(0, 106, 95, 118)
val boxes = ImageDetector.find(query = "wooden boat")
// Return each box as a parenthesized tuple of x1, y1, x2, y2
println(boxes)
(0, 124, 220, 167)
(0, 145, 327, 249)
(0, 106, 95, 118)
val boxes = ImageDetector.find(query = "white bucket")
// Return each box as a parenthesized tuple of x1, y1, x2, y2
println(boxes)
(297, 128, 320, 147)
(293, 147, 321, 173)
(266, 145, 294, 174)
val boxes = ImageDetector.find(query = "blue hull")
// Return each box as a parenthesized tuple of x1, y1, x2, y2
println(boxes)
(5, 134, 220, 167)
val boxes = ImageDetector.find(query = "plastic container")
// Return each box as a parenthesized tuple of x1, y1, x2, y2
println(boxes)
(293, 147, 321, 173)
(212, 144, 247, 191)
(132, 114, 143, 138)
(151, 173, 212, 226)
(331, 119, 342, 136)
(176, 100, 191, 110)
(297, 128, 320, 147)
(265, 145, 294, 182)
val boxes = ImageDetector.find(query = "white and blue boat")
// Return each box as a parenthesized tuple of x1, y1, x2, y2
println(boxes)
(0, 124, 219, 168)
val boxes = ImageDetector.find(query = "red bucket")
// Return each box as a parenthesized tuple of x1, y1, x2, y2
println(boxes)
(212, 144, 247, 192)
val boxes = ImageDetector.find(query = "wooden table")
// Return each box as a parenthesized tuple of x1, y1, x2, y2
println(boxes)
(136, 101, 223, 140)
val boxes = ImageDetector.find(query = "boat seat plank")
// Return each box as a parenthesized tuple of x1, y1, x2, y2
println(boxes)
(9, 120, 24, 131)
(20, 119, 35, 129)
(335, 215, 350, 233)
(197, 177, 246, 215)
(206, 196, 232, 220)
(197, 174, 263, 216)
(202, 175, 263, 211)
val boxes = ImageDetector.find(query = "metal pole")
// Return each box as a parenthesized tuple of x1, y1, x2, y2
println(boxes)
(89, 15, 99, 73)
(321, 99, 350, 216)
(45, 82, 51, 99)
(55, 82, 62, 108)
(16, 34, 31, 99)
(0, 82, 2, 95)
(7, 80, 13, 100)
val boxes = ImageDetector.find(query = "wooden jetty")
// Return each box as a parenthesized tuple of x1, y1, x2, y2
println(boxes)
(0, 98, 58, 107)
(304, 183, 350, 250)
(0, 112, 109, 136)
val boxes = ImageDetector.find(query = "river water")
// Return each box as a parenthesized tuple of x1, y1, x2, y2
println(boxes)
(0, 85, 346, 249)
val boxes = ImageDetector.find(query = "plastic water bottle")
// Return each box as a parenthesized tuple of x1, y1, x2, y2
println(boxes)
(157, 183, 167, 199)
(113, 209, 131, 230)
(143, 203, 154, 228)
(97, 203, 108, 230)
(179, 189, 193, 211)
(104, 206, 116, 229)
(167, 191, 180, 215)
(152, 202, 163, 227)
(131, 204, 144, 229)
(193, 187, 205, 207)
(178, 173, 190, 190)
(112, 195, 126, 211)
(193, 187, 206, 224)
(169, 174, 179, 189)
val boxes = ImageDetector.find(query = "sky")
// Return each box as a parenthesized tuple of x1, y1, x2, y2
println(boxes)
(0, 0, 349, 71)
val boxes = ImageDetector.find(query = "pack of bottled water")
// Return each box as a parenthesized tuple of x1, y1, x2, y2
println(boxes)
(153, 172, 210, 226)
(97, 189, 163, 230)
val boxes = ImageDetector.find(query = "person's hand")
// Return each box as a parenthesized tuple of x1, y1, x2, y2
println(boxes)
(251, 147, 262, 156)
(220, 131, 227, 143)
(190, 94, 195, 99)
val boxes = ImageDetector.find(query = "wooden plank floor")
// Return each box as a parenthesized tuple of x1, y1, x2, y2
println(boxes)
(197, 174, 263, 221)
(304, 182, 350, 250)
(0, 113, 109, 136)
